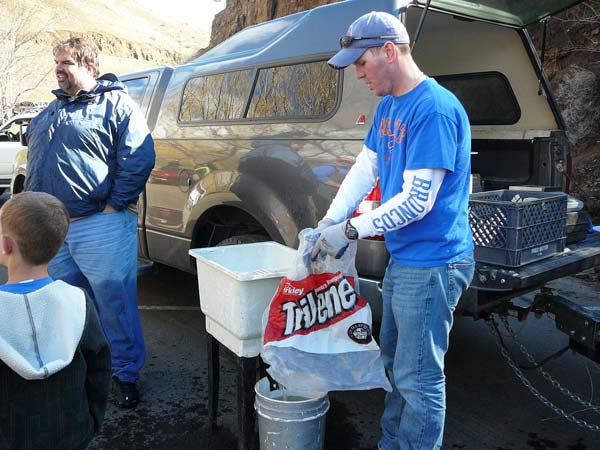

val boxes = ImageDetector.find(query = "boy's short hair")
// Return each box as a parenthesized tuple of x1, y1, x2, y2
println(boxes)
(53, 37, 100, 78)
(1, 192, 70, 265)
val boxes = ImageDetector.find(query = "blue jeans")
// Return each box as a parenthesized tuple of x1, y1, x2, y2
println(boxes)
(378, 255, 474, 450)
(49, 210, 145, 382)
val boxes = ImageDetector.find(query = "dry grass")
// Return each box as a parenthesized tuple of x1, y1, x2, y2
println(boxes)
(19, 0, 211, 56)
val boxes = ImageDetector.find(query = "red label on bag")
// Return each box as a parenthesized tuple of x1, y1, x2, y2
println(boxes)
(264, 272, 368, 343)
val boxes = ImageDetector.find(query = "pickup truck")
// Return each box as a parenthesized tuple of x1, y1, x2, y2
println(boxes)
(12, 0, 600, 363)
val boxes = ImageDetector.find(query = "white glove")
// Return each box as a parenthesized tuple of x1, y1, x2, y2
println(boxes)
(314, 218, 336, 235)
(311, 221, 351, 260)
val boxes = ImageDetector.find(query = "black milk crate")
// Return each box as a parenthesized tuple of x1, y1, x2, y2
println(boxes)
(468, 190, 568, 267)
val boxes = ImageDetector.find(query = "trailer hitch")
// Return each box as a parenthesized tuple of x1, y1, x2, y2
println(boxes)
(533, 288, 600, 363)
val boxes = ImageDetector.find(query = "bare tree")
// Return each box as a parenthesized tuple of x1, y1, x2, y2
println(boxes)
(0, 0, 60, 121)
(550, 1, 600, 53)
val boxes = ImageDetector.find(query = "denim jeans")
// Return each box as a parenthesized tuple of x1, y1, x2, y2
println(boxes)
(378, 254, 474, 450)
(49, 210, 145, 382)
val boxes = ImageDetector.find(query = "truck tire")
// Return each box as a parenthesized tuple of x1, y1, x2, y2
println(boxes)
(216, 234, 269, 247)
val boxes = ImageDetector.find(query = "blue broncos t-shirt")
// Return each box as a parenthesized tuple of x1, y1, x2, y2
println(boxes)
(364, 78, 473, 267)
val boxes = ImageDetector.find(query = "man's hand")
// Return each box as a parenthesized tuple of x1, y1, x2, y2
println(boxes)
(314, 218, 336, 235)
(311, 221, 351, 260)
(102, 204, 116, 213)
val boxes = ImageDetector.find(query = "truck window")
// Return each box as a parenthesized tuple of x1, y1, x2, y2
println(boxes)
(247, 61, 338, 120)
(179, 70, 253, 121)
(435, 72, 521, 125)
(123, 76, 150, 108)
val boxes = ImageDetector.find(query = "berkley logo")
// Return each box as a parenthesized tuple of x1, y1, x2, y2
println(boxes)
(283, 283, 304, 296)
(280, 277, 356, 336)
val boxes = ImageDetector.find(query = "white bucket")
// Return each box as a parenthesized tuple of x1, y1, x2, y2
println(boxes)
(189, 242, 296, 357)
(254, 377, 329, 450)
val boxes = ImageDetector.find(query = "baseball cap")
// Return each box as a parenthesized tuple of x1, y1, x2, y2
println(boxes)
(328, 11, 410, 69)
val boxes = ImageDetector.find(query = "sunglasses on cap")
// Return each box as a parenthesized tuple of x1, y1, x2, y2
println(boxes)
(339, 35, 401, 48)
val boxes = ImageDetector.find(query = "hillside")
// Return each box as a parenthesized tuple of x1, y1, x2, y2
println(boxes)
(1, 0, 211, 108)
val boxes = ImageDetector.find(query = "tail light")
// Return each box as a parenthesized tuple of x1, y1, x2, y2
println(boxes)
(352, 180, 384, 241)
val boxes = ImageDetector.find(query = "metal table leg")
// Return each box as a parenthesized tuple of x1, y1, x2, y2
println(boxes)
(237, 355, 258, 450)
(207, 334, 220, 430)
(207, 335, 258, 449)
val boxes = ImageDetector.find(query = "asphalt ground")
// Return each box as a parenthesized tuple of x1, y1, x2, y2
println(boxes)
(1, 262, 600, 449)
(0, 190, 599, 449)
(85, 265, 600, 450)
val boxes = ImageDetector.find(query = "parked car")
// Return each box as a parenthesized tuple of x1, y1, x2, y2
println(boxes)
(12, 0, 600, 361)
(0, 112, 36, 195)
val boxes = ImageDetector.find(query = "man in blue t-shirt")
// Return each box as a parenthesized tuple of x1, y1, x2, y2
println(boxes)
(311, 11, 475, 450)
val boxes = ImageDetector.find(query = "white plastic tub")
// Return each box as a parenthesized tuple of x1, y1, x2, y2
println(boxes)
(189, 242, 297, 357)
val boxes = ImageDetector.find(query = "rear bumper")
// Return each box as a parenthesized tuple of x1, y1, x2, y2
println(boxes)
(472, 231, 600, 292)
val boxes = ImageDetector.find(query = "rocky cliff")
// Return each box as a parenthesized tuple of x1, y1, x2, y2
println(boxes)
(531, 3, 600, 219)
(209, 0, 600, 220)
(35, 31, 181, 66)
(210, 0, 339, 47)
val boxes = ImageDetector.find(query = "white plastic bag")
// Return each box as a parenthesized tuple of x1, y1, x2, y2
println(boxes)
(260, 228, 391, 394)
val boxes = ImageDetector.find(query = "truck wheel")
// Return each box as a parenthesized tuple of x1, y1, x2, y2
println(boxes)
(216, 234, 269, 247)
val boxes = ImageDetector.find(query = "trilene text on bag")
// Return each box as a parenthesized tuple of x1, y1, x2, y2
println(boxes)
(281, 274, 357, 336)
(260, 231, 392, 393)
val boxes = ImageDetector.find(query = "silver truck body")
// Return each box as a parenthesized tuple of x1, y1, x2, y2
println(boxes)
(138, 0, 596, 313)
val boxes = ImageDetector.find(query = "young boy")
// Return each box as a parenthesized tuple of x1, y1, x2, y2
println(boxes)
(0, 192, 111, 450)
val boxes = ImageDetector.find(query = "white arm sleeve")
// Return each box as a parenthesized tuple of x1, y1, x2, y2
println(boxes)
(323, 146, 378, 223)
(350, 168, 445, 238)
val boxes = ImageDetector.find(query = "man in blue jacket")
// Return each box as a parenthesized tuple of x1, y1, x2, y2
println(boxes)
(26, 37, 155, 409)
